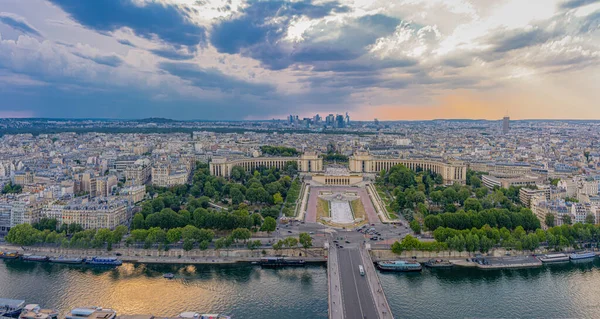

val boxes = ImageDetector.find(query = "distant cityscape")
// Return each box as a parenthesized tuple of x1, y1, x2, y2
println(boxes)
(0, 115, 599, 236)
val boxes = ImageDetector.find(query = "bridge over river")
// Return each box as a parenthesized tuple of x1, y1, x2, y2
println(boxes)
(328, 238, 393, 319)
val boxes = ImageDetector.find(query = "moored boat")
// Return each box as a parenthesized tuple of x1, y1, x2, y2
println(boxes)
(19, 304, 58, 319)
(424, 259, 454, 268)
(163, 273, 175, 279)
(258, 257, 305, 268)
(178, 311, 231, 319)
(0, 251, 20, 259)
(48, 256, 84, 264)
(376, 260, 422, 272)
(85, 257, 122, 266)
(0, 298, 25, 318)
(569, 252, 596, 260)
(538, 253, 569, 263)
(65, 307, 116, 319)
(21, 255, 49, 262)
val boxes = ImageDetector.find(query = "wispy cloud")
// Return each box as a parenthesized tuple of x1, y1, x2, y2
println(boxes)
(0, 12, 41, 37)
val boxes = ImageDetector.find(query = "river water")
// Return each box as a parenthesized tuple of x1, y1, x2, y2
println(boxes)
(0, 260, 328, 319)
(2, 259, 600, 318)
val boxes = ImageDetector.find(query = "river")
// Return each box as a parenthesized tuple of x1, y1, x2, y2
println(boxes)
(2, 259, 600, 318)
(0, 260, 328, 319)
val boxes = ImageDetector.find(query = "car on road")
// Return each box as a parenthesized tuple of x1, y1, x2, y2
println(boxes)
(345, 240, 350, 243)
(333, 240, 339, 243)
(287, 230, 292, 233)
(370, 237, 378, 241)
(309, 232, 314, 234)
(338, 245, 344, 249)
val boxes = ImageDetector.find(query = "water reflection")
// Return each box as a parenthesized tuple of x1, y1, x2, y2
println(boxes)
(0, 260, 328, 319)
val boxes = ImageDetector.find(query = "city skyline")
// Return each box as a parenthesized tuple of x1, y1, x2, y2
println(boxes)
(0, 0, 599, 120)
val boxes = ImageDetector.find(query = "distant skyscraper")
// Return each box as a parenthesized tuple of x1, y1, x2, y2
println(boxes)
(335, 114, 345, 128)
(345, 112, 350, 126)
(326, 114, 335, 126)
(502, 116, 510, 134)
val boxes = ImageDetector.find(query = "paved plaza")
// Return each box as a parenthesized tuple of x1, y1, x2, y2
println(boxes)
(306, 186, 380, 225)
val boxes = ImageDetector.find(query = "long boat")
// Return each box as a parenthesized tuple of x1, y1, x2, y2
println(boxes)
(258, 257, 305, 268)
(178, 311, 232, 319)
(424, 259, 454, 268)
(569, 252, 596, 260)
(538, 253, 569, 263)
(21, 255, 49, 262)
(0, 251, 20, 259)
(85, 257, 122, 266)
(19, 304, 58, 319)
(376, 260, 422, 272)
(48, 256, 84, 264)
(0, 298, 25, 318)
(65, 307, 116, 319)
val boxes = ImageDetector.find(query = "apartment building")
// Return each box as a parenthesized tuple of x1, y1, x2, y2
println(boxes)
(62, 197, 129, 230)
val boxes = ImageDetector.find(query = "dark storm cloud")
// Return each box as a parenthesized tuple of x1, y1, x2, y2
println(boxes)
(560, 0, 600, 9)
(0, 13, 42, 36)
(210, 0, 349, 54)
(48, 0, 206, 47)
(210, 0, 400, 71)
(72, 52, 124, 67)
(158, 61, 275, 95)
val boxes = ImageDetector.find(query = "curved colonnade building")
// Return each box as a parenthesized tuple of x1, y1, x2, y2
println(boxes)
(348, 151, 467, 185)
(209, 150, 467, 185)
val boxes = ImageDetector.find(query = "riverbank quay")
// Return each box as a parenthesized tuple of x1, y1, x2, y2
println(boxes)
(369, 248, 554, 270)
(452, 256, 542, 269)
(0, 244, 327, 265)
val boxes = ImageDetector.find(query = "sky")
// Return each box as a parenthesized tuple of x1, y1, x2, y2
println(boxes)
(0, 0, 598, 120)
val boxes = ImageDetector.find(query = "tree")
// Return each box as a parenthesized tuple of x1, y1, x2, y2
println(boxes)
(464, 198, 483, 212)
(113, 225, 128, 243)
(284, 237, 299, 249)
(183, 238, 194, 251)
(247, 240, 261, 250)
(6, 224, 41, 245)
(410, 220, 421, 234)
(299, 232, 313, 249)
(424, 215, 443, 231)
(166, 228, 182, 244)
(132, 213, 145, 230)
(2, 181, 22, 194)
(430, 190, 444, 205)
(470, 176, 482, 188)
(261, 217, 277, 236)
(545, 213, 555, 228)
(199, 240, 210, 250)
(230, 188, 245, 205)
(585, 213, 595, 225)
(33, 218, 58, 231)
(273, 192, 284, 205)
(231, 228, 252, 246)
(563, 215, 572, 225)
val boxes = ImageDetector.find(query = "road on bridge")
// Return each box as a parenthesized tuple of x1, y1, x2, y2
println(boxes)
(337, 247, 379, 319)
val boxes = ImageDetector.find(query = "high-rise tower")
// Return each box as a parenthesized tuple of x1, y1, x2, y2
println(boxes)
(502, 116, 510, 134)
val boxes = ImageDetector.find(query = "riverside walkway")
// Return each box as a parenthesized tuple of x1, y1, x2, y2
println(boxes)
(328, 241, 393, 319)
